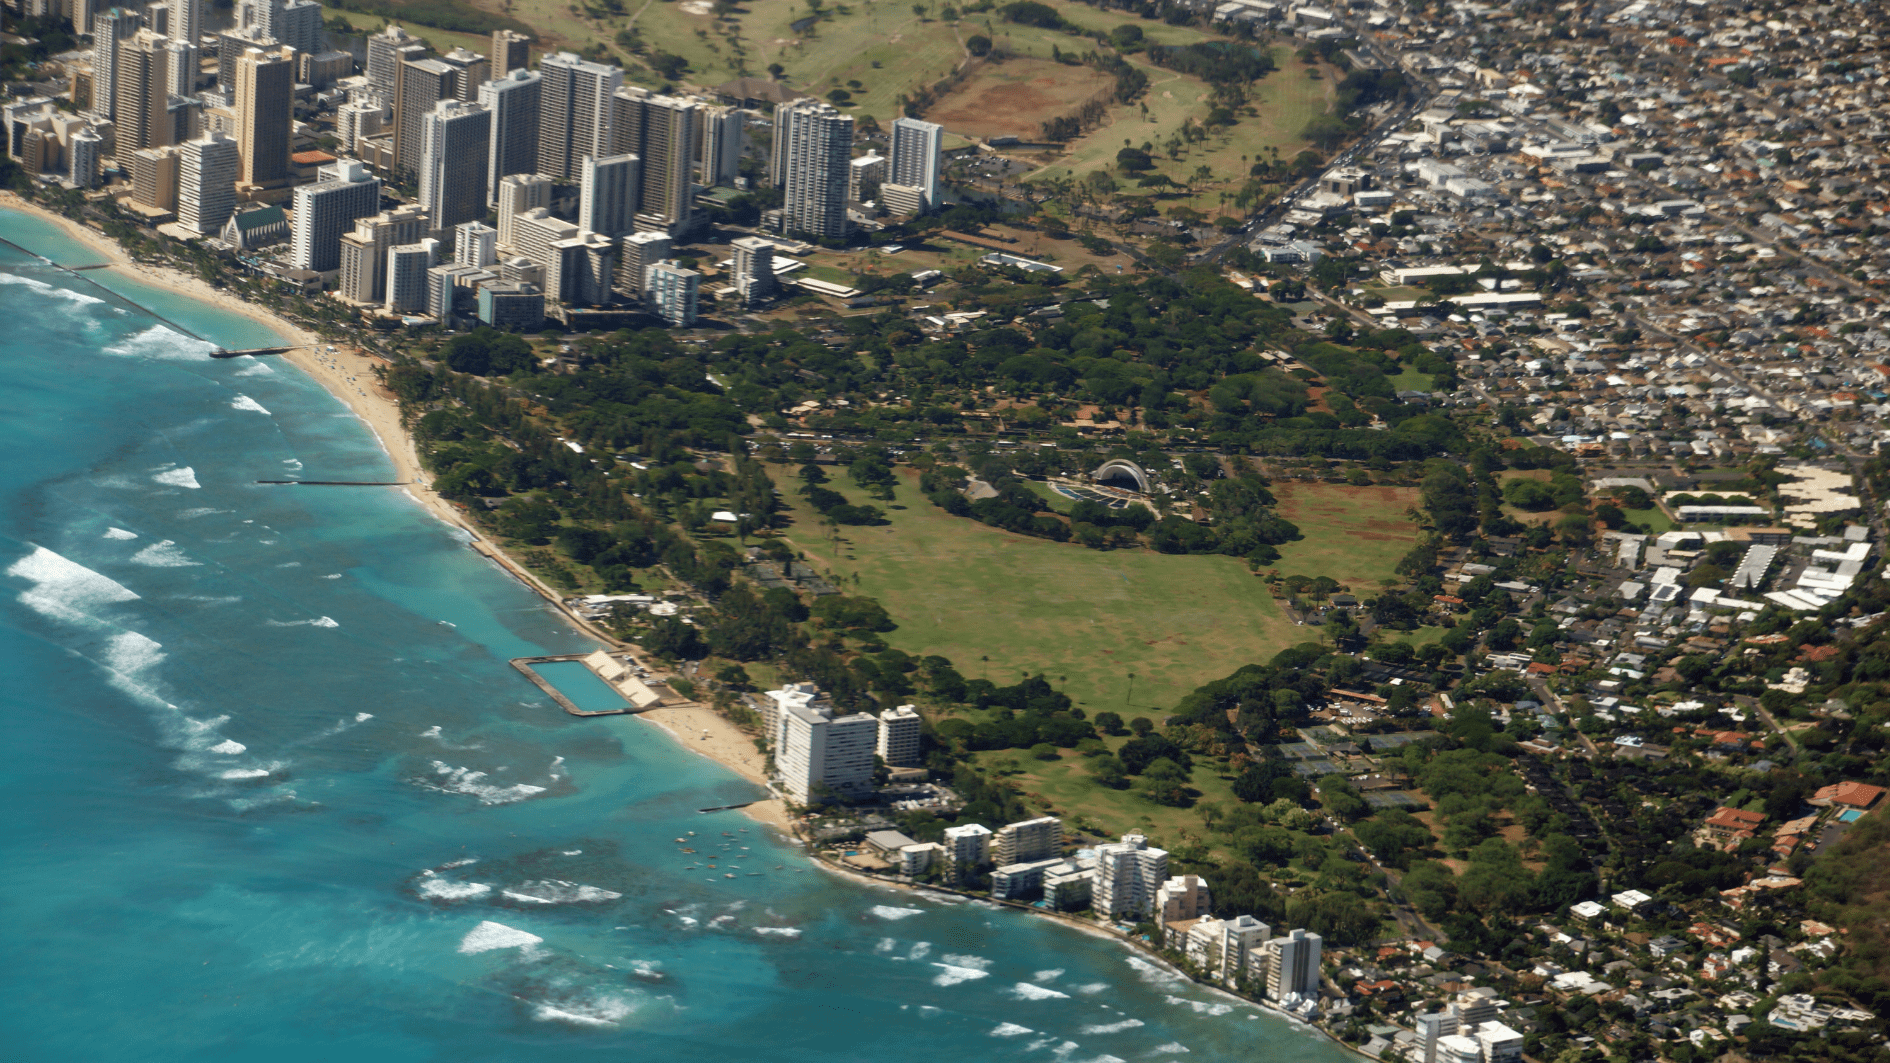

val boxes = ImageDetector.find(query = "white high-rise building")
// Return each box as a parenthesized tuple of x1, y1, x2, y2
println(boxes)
(1194, 914, 1270, 982)
(886, 115, 943, 212)
(772, 98, 852, 240)
(775, 702, 877, 803)
(1093, 833, 1168, 920)
(335, 95, 389, 154)
(255, 0, 321, 56)
(615, 230, 669, 297)
(875, 703, 921, 767)
(364, 24, 420, 100)
(1475, 1023, 1524, 1063)
(418, 99, 491, 231)
(1154, 874, 1212, 923)
(385, 238, 438, 312)
(175, 131, 237, 234)
(941, 822, 992, 872)
(728, 234, 775, 309)
(992, 816, 1062, 866)
(643, 258, 697, 327)
(536, 51, 620, 180)
(547, 230, 615, 307)
(1416, 1012, 1460, 1063)
(579, 152, 640, 239)
(456, 220, 496, 267)
(90, 8, 144, 122)
(698, 104, 744, 187)
(478, 68, 540, 206)
(336, 203, 429, 304)
(290, 160, 381, 272)
(1263, 928, 1323, 1001)
(494, 172, 552, 252)
(509, 207, 578, 271)
(68, 128, 103, 189)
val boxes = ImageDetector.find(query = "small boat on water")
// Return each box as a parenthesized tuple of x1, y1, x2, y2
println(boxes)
(724, 873, 736, 879)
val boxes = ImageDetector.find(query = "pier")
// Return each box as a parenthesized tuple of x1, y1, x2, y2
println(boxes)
(255, 480, 410, 486)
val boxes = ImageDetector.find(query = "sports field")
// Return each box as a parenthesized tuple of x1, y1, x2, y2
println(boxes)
(768, 470, 1417, 715)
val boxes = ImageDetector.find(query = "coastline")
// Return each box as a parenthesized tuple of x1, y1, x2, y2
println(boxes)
(0, 193, 789, 823)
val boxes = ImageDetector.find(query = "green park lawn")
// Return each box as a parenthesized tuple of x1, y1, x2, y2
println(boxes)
(768, 470, 1417, 715)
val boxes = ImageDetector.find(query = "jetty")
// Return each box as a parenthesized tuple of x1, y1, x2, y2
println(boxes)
(212, 345, 310, 358)
(255, 480, 410, 486)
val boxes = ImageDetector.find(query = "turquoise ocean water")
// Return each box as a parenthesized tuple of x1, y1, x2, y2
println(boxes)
(0, 208, 1357, 1063)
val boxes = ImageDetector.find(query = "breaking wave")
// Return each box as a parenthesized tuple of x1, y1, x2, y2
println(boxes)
(229, 395, 271, 415)
(105, 324, 216, 362)
(151, 466, 201, 489)
(419, 762, 547, 805)
(500, 881, 622, 905)
(1008, 983, 1070, 1001)
(458, 920, 542, 954)
(869, 905, 925, 921)
(130, 540, 202, 567)
(103, 527, 139, 540)
(991, 1023, 1035, 1037)
(8, 545, 140, 625)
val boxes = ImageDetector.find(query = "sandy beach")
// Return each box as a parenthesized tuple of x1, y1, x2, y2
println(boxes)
(0, 193, 788, 825)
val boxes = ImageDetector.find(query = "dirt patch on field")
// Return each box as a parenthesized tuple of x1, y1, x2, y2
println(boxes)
(925, 58, 1115, 141)
(1273, 482, 1420, 536)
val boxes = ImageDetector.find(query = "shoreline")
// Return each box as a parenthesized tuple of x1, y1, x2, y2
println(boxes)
(0, 193, 788, 824)
(807, 851, 1370, 1059)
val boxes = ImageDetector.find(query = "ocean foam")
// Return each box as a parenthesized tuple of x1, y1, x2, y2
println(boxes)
(869, 905, 925, 921)
(991, 1023, 1035, 1038)
(151, 467, 201, 489)
(931, 963, 990, 987)
(457, 920, 542, 954)
(875, 937, 899, 954)
(1074, 983, 1108, 995)
(229, 395, 271, 415)
(234, 361, 274, 376)
(210, 740, 246, 754)
(104, 324, 216, 362)
(1034, 968, 1065, 983)
(422, 762, 547, 805)
(8, 545, 141, 624)
(907, 942, 932, 961)
(1080, 1019, 1144, 1034)
(500, 881, 622, 905)
(754, 927, 802, 938)
(1126, 957, 1184, 986)
(266, 616, 340, 628)
(1161, 996, 1233, 1016)
(1151, 1043, 1191, 1054)
(417, 878, 492, 901)
(1008, 983, 1070, 1001)
(130, 540, 202, 567)
(102, 527, 139, 540)
(532, 994, 636, 1028)
(940, 954, 990, 970)
(176, 508, 225, 520)
(219, 768, 272, 779)
(0, 272, 105, 305)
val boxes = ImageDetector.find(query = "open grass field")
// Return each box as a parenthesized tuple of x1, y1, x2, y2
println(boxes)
(799, 222, 1133, 281)
(766, 470, 1416, 716)
(774, 470, 1301, 714)
(971, 742, 1244, 841)
(1269, 482, 1421, 588)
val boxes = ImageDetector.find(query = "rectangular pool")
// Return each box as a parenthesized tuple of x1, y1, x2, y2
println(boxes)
(531, 660, 633, 713)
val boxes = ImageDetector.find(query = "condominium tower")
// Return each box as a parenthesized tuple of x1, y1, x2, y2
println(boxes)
(418, 99, 491, 230)
(233, 44, 295, 189)
(478, 68, 540, 206)
(536, 51, 620, 180)
(772, 99, 852, 240)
